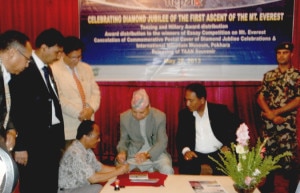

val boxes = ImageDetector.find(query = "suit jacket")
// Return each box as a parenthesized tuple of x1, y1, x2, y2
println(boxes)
(176, 102, 242, 159)
(9, 58, 65, 193)
(117, 107, 170, 161)
(51, 59, 100, 140)
(9, 61, 65, 152)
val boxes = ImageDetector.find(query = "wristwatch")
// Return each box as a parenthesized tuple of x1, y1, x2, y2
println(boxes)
(145, 152, 151, 159)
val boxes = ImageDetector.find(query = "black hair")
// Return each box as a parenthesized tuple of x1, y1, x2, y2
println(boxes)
(63, 36, 85, 55)
(76, 120, 95, 140)
(35, 28, 64, 48)
(0, 30, 30, 51)
(185, 83, 207, 99)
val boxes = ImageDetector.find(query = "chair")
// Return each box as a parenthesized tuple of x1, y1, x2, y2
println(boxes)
(296, 180, 300, 193)
(0, 145, 19, 193)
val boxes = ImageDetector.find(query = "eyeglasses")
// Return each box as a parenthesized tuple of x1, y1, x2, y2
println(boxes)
(17, 49, 32, 64)
(67, 54, 82, 61)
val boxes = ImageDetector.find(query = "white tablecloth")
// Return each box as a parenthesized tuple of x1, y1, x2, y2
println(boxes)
(100, 174, 260, 193)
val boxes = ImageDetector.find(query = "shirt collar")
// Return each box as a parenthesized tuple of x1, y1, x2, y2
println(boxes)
(193, 101, 208, 118)
(0, 59, 11, 84)
(32, 51, 47, 69)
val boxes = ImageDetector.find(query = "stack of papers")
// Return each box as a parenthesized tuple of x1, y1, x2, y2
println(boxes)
(129, 172, 159, 183)
(129, 173, 149, 180)
(111, 172, 167, 187)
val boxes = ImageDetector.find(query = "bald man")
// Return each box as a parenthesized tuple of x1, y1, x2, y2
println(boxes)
(115, 89, 174, 174)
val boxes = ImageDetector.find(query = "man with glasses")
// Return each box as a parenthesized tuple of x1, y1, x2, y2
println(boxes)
(0, 30, 32, 152)
(9, 28, 65, 193)
(0, 30, 32, 193)
(58, 120, 129, 193)
(51, 36, 100, 149)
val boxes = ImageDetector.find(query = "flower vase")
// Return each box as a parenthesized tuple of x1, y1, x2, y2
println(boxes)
(233, 184, 256, 193)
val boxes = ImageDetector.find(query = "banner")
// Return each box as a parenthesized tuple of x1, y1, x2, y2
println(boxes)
(80, 0, 294, 81)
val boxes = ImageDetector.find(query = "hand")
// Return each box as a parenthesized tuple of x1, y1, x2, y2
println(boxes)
(5, 130, 17, 151)
(273, 116, 286, 124)
(116, 152, 127, 164)
(117, 163, 130, 174)
(200, 164, 213, 175)
(220, 146, 229, 152)
(261, 110, 276, 121)
(14, 151, 28, 166)
(78, 106, 94, 121)
(184, 150, 198, 161)
(134, 152, 149, 164)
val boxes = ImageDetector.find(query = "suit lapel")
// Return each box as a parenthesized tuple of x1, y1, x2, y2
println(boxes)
(0, 68, 6, 131)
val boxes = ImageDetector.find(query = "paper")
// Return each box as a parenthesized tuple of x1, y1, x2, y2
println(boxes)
(130, 178, 159, 183)
(111, 172, 167, 187)
(129, 172, 149, 180)
(189, 180, 227, 193)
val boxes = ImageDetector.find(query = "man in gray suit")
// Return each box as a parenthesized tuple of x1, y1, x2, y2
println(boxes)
(115, 88, 173, 174)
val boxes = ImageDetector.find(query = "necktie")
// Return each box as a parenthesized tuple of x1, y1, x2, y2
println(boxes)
(42, 66, 61, 124)
(42, 66, 57, 98)
(72, 69, 86, 108)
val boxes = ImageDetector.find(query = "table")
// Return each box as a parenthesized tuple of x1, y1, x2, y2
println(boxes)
(101, 174, 261, 193)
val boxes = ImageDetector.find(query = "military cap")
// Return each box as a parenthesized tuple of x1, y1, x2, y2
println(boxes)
(275, 42, 294, 52)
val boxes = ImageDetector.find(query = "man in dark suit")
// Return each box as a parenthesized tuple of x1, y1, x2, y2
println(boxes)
(9, 28, 65, 193)
(0, 30, 32, 151)
(176, 83, 242, 175)
(0, 30, 32, 193)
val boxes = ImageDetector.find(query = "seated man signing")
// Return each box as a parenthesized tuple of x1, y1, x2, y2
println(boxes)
(176, 83, 242, 175)
(116, 88, 174, 175)
(58, 120, 129, 193)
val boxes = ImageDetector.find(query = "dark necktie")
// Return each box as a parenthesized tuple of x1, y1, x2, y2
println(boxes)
(42, 66, 57, 98)
(42, 66, 61, 121)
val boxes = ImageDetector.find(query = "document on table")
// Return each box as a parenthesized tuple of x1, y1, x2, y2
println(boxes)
(129, 172, 149, 180)
(129, 172, 159, 183)
(189, 180, 227, 193)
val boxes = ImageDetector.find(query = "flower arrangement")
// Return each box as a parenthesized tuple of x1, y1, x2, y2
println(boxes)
(209, 123, 292, 190)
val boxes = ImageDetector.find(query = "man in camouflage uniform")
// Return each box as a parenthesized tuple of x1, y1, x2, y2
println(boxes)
(257, 42, 300, 193)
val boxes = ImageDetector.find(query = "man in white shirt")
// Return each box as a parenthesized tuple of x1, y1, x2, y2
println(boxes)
(176, 83, 242, 175)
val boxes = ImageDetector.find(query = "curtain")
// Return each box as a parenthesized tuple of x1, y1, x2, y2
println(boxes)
(0, 0, 79, 47)
(96, 81, 261, 163)
(293, 0, 300, 68)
